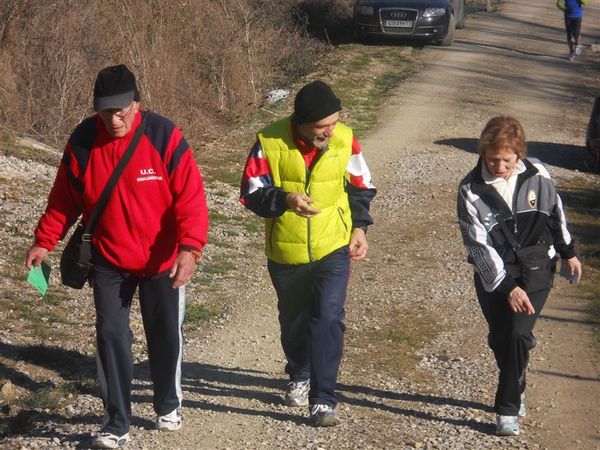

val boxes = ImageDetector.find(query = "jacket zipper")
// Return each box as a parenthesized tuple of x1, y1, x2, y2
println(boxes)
(512, 170, 529, 235)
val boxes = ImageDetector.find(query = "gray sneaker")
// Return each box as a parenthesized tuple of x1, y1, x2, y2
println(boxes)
(91, 432, 130, 449)
(518, 393, 526, 418)
(496, 415, 520, 436)
(284, 379, 310, 406)
(568, 51, 576, 62)
(309, 404, 341, 427)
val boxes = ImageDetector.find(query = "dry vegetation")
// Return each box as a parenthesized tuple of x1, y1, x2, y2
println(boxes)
(0, 0, 353, 148)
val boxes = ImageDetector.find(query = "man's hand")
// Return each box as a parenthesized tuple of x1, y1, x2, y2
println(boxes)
(286, 192, 320, 218)
(26, 246, 49, 269)
(565, 256, 583, 284)
(349, 228, 368, 261)
(169, 251, 197, 288)
(508, 286, 535, 315)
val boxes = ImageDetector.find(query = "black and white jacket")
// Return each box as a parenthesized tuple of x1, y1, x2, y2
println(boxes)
(457, 157, 576, 296)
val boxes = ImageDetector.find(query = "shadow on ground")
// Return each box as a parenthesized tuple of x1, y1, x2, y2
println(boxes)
(0, 340, 499, 442)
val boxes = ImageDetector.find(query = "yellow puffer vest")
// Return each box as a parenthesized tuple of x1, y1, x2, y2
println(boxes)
(259, 116, 353, 264)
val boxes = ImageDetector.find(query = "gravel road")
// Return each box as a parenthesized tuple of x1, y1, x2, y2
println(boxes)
(2, 0, 599, 449)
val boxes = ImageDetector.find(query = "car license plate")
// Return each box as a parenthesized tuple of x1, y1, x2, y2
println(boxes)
(384, 20, 412, 28)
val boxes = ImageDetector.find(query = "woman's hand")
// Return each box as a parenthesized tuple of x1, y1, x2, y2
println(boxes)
(508, 286, 535, 315)
(565, 256, 583, 284)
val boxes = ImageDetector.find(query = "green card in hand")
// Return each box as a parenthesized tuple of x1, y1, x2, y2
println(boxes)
(27, 262, 51, 296)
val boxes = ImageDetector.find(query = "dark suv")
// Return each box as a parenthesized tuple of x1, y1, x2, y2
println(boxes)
(353, 0, 465, 46)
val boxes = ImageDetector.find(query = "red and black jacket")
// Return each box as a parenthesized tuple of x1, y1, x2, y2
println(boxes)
(35, 110, 209, 276)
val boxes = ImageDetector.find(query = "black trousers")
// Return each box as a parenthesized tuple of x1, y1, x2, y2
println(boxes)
(92, 252, 185, 435)
(564, 16, 582, 42)
(268, 247, 350, 407)
(475, 274, 550, 416)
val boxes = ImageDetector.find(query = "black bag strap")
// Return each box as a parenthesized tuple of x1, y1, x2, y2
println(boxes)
(82, 112, 148, 240)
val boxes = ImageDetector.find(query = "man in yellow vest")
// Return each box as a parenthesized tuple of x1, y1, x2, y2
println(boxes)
(240, 80, 376, 426)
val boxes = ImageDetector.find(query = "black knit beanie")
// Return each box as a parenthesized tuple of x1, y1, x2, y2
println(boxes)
(93, 64, 140, 111)
(293, 80, 341, 124)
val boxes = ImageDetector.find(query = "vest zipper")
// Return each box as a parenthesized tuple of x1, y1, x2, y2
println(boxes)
(304, 145, 328, 263)
(306, 165, 313, 262)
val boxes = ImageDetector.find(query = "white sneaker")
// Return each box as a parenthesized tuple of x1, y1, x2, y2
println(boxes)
(575, 44, 583, 56)
(309, 404, 341, 427)
(91, 432, 130, 449)
(157, 408, 182, 431)
(496, 415, 520, 436)
(284, 379, 310, 406)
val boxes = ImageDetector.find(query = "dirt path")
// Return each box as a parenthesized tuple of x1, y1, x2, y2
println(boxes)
(137, 1, 600, 449)
(3, 1, 599, 449)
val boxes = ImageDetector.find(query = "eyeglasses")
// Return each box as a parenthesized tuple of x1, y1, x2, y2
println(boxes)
(99, 102, 134, 121)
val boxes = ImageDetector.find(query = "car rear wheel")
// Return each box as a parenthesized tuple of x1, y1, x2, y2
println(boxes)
(438, 13, 455, 46)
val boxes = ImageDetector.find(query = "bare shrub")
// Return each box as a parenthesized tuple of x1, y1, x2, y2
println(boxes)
(0, 0, 332, 147)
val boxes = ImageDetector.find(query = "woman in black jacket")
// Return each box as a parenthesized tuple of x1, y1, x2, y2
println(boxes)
(457, 116, 582, 436)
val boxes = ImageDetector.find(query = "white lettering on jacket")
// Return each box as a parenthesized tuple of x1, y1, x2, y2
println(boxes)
(137, 168, 162, 183)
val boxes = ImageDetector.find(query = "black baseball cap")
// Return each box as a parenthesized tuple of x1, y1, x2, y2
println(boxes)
(93, 64, 140, 111)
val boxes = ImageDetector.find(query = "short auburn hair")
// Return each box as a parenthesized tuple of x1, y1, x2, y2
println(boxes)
(479, 116, 527, 159)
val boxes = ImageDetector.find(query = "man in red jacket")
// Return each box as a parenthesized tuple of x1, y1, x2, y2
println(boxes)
(25, 65, 209, 449)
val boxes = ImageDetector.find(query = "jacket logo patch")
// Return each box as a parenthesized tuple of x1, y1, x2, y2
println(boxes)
(527, 189, 537, 208)
(137, 168, 163, 183)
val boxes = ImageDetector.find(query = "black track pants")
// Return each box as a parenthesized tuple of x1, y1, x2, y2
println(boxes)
(475, 274, 549, 416)
(92, 256, 185, 435)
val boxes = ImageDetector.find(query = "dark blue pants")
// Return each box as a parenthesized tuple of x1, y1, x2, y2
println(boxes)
(564, 16, 582, 42)
(268, 247, 350, 408)
(475, 274, 549, 416)
(92, 252, 185, 435)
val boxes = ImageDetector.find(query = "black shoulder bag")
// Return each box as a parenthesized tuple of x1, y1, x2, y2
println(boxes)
(60, 113, 148, 289)
(497, 217, 552, 293)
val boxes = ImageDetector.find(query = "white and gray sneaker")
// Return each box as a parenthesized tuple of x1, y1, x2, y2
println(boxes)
(496, 415, 520, 436)
(518, 393, 526, 418)
(284, 379, 310, 406)
(575, 44, 583, 56)
(309, 404, 341, 427)
(157, 408, 182, 431)
(91, 432, 130, 449)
